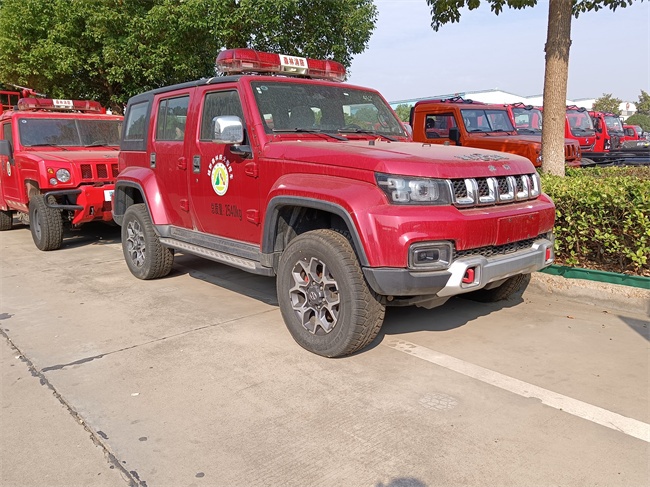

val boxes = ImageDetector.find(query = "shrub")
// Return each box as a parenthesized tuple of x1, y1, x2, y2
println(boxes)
(541, 167, 650, 276)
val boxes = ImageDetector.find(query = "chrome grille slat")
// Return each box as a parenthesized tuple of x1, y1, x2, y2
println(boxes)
(450, 174, 538, 208)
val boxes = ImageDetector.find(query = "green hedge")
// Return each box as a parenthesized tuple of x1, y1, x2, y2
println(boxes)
(541, 167, 650, 276)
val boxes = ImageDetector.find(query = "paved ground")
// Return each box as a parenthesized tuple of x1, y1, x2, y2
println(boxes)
(1, 222, 649, 487)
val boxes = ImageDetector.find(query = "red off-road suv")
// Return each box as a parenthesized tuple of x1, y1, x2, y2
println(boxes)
(0, 94, 122, 250)
(113, 49, 555, 357)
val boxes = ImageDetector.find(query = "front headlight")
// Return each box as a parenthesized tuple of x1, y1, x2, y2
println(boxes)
(56, 168, 71, 183)
(376, 173, 452, 205)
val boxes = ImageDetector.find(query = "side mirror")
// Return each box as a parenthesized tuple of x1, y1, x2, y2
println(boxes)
(0, 139, 13, 164)
(212, 116, 244, 144)
(448, 127, 461, 145)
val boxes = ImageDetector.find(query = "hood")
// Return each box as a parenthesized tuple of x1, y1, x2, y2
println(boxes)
(19, 150, 119, 165)
(262, 139, 535, 179)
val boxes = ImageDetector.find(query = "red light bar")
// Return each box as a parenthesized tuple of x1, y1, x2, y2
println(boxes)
(216, 48, 346, 82)
(17, 98, 104, 113)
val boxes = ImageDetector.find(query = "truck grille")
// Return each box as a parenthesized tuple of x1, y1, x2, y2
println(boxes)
(565, 144, 579, 159)
(454, 236, 537, 260)
(450, 174, 539, 207)
(79, 163, 118, 181)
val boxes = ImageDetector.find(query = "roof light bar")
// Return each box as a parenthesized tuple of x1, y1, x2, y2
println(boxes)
(216, 48, 346, 82)
(17, 98, 104, 113)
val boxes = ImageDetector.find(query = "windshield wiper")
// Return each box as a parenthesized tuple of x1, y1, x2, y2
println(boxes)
(29, 143, 68, 150)
(337, 128, 399, 141)
(272, 128, 347, 141)
(85, 141, 115, 148)
(517, 128, 541, 134)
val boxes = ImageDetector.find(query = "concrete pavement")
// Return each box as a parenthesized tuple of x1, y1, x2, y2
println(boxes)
(1, 222, 648, 487)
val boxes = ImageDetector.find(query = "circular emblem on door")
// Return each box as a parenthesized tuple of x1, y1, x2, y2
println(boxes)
(211, 162, 230, 196)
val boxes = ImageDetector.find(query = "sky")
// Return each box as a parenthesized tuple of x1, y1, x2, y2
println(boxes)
(346, 0, 649, 104)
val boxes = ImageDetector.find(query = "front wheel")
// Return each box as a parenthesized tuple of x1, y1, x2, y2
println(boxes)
(29, 195, 63, 251)
(121, 204, 174, 280)
(277, 229, 385, 357)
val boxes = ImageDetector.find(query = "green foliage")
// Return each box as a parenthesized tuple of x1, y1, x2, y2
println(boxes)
(541, 167, 650, 276)
(624, 113, 650, 131)
(394, 104, 412, 122)
(636, 89, 650, 114)
(592, 93, 623, 115)
(0, 0, 377, 114)
(424, 0, 637, 31)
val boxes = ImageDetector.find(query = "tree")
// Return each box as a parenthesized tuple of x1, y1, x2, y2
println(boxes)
(592, 93, 623, 114)
(636, 89, 650, 114)
(0, 0, 377, 114)
(624, 113, 650, 132)
(394, 104, 413, 122)
(425, 0, 639, 176)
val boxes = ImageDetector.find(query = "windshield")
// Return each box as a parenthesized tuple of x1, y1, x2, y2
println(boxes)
(460, 109, 515, 133)
(511, 107, 543, 133)
(250, 81, 406, 137)
(567, 109, 595, 136)
(18, 118, 122, 147)
(604, 115, 623, 133)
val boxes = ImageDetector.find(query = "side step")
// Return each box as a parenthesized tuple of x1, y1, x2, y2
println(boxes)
(159, 237, 275, 276)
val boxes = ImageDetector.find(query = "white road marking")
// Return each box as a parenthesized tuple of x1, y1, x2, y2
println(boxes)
(384, 338, 650, 443)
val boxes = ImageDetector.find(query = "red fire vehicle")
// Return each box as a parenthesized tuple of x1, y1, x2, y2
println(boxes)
(565, 106, 597, 153)
(589, 111, 624, 152)
(113, 48, 555, 357)
(410, 98, 581, 167)
(503, 103, 543, 135)
(0, 92, 123, 250)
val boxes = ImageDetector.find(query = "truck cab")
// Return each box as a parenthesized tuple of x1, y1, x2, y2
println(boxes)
(503, 103, 543, 136)
(113, 49, 555, 358)
(0, 94, 123, 250)
(589, 111, 624, 152)
(565, 106, 596, 153)
(411, 98, 581, 167)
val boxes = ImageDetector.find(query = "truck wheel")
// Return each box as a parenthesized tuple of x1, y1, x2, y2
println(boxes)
(465, 273, 530, 302)
(277, 229, 385, 357)
(29, 195, 63, 251)
(0, 210, 12, 231)
(122, 204, 174, 280)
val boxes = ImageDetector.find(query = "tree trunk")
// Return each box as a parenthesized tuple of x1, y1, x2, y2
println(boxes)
(541, 0, 572, 177)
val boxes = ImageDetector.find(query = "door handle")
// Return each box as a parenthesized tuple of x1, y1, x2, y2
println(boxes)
(177, 157, 187, 170)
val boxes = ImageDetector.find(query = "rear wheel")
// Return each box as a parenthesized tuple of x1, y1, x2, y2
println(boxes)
(465, 274, 530, 302)
(0, 210, 12, 231)
(277, 229, 385, 357)
(121, 204, 174, 280)
(29, 195, 63, 251)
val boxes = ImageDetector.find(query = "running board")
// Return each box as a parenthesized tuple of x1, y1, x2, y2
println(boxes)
(159, 237, 275, 276)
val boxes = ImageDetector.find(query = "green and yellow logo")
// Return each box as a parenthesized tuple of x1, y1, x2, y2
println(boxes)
(208, 156, 233, 196)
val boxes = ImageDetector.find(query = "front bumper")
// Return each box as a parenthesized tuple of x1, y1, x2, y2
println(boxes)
(363, 237, 553, 297)
(44, 185, 115, 225)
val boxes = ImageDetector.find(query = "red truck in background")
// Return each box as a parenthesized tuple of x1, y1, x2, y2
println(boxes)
(0, 92, 123, 250)
(411, 98, 581, 167)
(565, 106, 597, 153)
(112, 48, 555, 357)
(503, 103, 543, 135)
(622, 124, 648, 149)
(589, 111, 624, 152)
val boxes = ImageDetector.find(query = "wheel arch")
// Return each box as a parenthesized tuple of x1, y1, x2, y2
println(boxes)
(262, 196, 369, 269)
(112, 181, 147, 226)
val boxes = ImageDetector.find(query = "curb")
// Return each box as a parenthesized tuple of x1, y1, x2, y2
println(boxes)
(527, 272, 650, 318)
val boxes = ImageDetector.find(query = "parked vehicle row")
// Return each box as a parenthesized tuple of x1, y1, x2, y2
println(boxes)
(1, 49, 557, 357)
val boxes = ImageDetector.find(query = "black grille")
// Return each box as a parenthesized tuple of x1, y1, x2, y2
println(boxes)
(97, 164, 108, 179)
(498, 178, 509, 193)
(81, 164, 92, 179)
(454, 237, 537, 260)
(112, 164, 119, 178)
(453, 180, 467, 199)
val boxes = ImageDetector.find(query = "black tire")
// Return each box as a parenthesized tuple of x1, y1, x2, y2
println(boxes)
(465, 273, 530, 302)
(121, 204, 174, 280)
(0, 210, 12, 231)
(29, 195, 63, 251)
(277, 229, 385, 357)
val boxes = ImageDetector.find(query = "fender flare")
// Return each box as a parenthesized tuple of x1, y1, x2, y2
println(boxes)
(262, 196, 369, 267)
